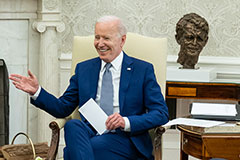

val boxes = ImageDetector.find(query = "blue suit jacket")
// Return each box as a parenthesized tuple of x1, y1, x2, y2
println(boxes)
(31, 52, 169, 159)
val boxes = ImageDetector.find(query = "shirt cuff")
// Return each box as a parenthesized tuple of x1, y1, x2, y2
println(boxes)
(123, 117, 131, 132)
(31, 86, 41, 100)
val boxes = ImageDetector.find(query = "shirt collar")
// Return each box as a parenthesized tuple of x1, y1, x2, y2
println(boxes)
(101, 51, 123, 71)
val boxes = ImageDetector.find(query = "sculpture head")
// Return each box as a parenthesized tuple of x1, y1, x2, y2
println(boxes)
(175, 13, 209, 69)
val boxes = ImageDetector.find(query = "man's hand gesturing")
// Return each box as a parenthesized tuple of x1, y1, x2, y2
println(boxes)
(9, 70, 39, 95)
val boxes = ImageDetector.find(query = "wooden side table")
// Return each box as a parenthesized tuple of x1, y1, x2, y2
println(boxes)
(166, 81, 240, 120)
(166, 81, 240, 101)
(177, 125, 240, 160)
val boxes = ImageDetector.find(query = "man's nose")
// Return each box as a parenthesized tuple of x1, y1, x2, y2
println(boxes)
(98, 38, 105, 46)
(193, 37, 197, 45)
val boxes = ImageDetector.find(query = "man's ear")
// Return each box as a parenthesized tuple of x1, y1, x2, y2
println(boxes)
(120, 35, 126, 48)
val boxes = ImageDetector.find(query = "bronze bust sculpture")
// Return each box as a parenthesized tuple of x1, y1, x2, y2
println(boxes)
(175, 13, 209, 69)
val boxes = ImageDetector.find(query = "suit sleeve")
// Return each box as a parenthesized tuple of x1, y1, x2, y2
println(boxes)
(128, 64, 169, 135)
(31, 66, 80, 118)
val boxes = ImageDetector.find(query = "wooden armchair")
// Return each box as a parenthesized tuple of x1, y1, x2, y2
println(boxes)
(46, 33, 168, 160)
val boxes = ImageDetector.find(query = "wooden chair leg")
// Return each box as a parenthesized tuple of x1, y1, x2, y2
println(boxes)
(46, 121, 60, 160)
(154, 127, 166, 160)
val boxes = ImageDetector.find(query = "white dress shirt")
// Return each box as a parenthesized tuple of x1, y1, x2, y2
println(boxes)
(95, 51, 130, 131)
(32, 51, 130, 131)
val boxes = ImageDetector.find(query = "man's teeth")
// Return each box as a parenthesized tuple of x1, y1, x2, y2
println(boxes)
(99, 49, 108, 52)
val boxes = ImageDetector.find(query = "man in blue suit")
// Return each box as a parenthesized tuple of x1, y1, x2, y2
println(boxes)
(10, 15, 169, 160)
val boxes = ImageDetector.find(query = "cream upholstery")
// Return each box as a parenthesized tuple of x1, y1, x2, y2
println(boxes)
(50, 32, 167, 160)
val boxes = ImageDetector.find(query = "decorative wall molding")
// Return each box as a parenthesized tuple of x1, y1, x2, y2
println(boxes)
(60, 53, 240, 90)
(0, 13, 37, 19)
(32, 21, 65, 33)
(167, 55, 240, 66)
(60, 53, 240, 67)
(167, 55, 240, 83)
(0, 0, 37, 19)
(44, 0, 58, 11)
(37, 0, 61, 22)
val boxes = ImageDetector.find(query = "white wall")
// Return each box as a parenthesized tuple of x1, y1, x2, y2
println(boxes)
(0, 0, 39, 143)
(0, 20, 28, 143)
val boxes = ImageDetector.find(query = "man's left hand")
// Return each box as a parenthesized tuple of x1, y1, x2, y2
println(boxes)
(105, 113, 125, 130)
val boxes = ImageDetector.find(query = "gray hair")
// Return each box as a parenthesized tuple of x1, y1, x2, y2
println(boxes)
(96, 15, 127, 36)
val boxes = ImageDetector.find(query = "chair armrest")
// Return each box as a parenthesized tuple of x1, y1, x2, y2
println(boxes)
(153, 126, 166, 160)
(46, 118, 66, 160)
(51, 118, 68, 130)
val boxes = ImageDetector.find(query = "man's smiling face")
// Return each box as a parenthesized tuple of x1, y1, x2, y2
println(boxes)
(94, 20, 126, 63)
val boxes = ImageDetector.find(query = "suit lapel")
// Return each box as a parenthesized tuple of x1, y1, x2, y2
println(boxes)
(89, 58, 101, 99)
(119, 53, 133, 112)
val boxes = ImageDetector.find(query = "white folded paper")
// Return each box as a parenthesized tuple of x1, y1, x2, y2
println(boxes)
(78, 98, 108, 135)
(191, 102, 237, 116)
(163, 118, 225, 128)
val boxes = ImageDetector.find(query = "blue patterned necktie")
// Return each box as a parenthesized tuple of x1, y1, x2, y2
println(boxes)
(100, 63, 113, 115)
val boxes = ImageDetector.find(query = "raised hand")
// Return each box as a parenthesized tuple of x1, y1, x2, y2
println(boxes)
(105, 113, 125, 130)
(9, 70, 39, 95)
